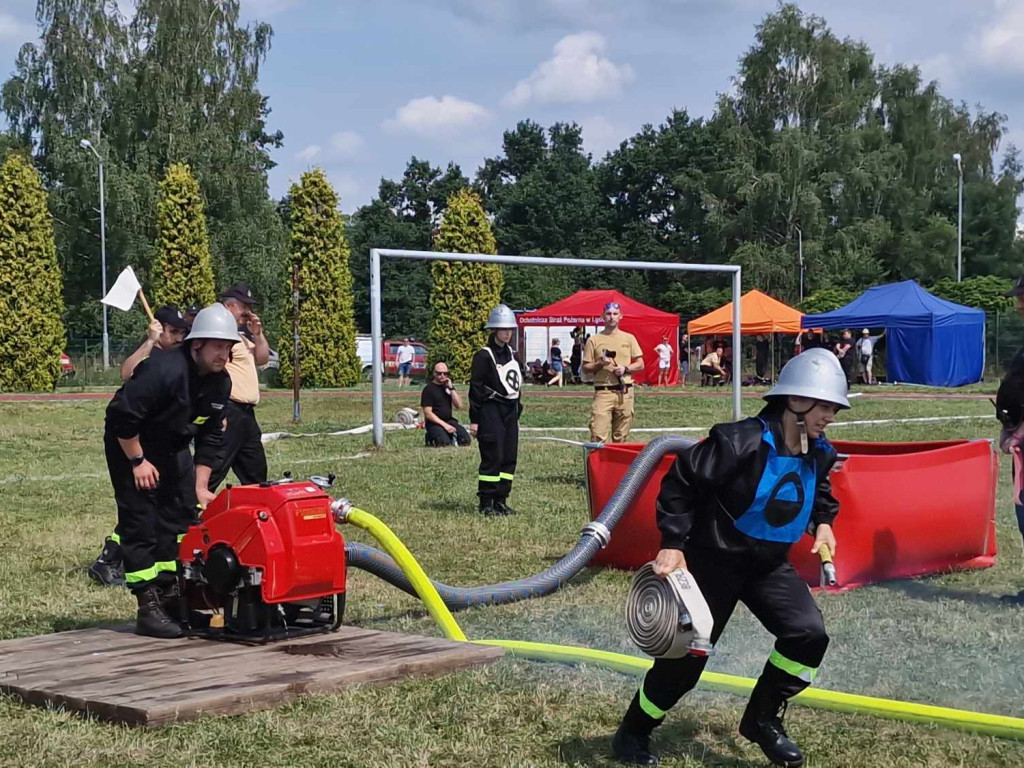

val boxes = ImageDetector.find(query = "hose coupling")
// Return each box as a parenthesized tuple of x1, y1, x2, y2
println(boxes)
(330, 498, 353, 523)
(580, 521, 611, 548)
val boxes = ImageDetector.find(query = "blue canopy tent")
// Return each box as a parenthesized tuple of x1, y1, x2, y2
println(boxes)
(801, 281, 985, 387)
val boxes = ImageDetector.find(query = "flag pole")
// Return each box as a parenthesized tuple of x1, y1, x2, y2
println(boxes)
(137, 289, 155, 322)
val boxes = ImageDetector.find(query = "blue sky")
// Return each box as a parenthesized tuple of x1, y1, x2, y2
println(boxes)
(1, 0, 1023, 213)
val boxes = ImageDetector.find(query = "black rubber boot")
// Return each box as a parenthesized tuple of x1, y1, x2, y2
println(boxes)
(157, 580, 189, 626)
(611, 721, 659, 766)
(479, 500, 506, 517)
(612, 691, 661, 766)
(739, 684, 804, 767)
(495, 499, 517, 516)
(135, 586, 184, 639)
(87, 537, 125, 587)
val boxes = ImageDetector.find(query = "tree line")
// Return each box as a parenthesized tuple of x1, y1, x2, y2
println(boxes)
(1, 1, 1021, 382)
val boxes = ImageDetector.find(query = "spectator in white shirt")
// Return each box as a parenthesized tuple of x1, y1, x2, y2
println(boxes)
(397, 338, 416, 388)
(855, 328, 885, 384)
(654, 335, 673, 387)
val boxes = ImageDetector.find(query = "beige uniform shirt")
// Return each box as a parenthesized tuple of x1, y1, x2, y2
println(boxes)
(583, 329, 642, 386)
(226, 335, 260, 405)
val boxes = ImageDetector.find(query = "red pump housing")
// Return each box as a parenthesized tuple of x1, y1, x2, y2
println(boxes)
(179, 481, 346, 604)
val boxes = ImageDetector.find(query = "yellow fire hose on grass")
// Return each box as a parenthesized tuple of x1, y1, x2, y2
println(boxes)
(342, 507, 1024, 742)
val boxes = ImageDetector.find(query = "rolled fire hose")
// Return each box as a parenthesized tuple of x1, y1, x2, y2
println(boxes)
(343, 434, 698, 610)
(625, 562, 715, 658)
(338, 506, 1024, 742)
(394, 407, 419, 426)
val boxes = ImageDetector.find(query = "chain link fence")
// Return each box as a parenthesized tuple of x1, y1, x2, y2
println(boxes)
(60, 338, 283, 388)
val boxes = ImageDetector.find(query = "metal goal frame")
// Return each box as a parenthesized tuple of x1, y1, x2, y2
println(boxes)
(370, 248, 742, 446)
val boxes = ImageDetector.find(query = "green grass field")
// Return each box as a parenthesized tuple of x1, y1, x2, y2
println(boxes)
(2, 386, 1023, 767)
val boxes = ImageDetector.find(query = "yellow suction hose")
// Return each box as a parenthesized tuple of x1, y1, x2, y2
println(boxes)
(344, 508, 467, 642)
(340, 508, 1024, 741)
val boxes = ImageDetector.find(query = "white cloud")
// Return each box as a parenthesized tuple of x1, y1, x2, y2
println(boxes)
(326, 172, 361, 209)
(382, 95, 490, 138)
(329, 130, 365, 159)
(502, 32, 634, 108)
(580, 115, 622, 157)
(295, 144, 322, 161)
(975, 0, 1024, 71)
(0, 13, 34, 41)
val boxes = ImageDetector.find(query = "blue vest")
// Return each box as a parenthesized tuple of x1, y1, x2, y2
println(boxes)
(732, 420, 819, 544)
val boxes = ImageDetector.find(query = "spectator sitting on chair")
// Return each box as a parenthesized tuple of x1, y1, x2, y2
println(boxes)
(700, 344, 727, 386)
(421, 362, 471, 447)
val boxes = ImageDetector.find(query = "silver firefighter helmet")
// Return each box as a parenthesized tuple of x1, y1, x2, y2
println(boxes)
(764, 347, 850, 409)
(185, 303, 241, 343)
(485, 303, 518, 330)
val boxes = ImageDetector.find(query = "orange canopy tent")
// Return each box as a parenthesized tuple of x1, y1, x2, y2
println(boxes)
(687, 289, 805, 335)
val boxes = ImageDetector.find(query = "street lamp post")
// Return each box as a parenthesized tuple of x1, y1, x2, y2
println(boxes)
(953, 152, 963, 282)
(80, 139, 109, 370)
(795, 225, 804, 302)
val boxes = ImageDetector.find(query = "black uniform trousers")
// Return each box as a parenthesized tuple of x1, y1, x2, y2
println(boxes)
(208, 401, 268, 490)
(476, 399, 520, 501)
(637, 545, 829, 721)
(425, 419, 471, 447)
(104, 435, 198, 593)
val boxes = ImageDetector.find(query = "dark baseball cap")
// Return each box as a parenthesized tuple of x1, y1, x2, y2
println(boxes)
(1005, 273, 1024, 298)
(154, 305, 189, 330)
(184, 303, 202, 316)
(219, 282, 256, 305)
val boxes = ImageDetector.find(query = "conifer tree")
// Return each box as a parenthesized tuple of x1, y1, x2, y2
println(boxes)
(0, 153, 66, 392)
(280, 169, 361, 387)
(151, 163, 216, 310)
(429, 189, 504, 380)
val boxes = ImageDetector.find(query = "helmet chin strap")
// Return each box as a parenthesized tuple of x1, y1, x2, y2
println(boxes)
(786, 401, 817, 455)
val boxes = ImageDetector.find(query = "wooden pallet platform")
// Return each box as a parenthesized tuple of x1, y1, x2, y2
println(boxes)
(0, 624, 504, 726)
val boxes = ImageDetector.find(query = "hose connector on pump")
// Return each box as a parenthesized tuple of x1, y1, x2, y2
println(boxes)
(330, 497, 353, 524)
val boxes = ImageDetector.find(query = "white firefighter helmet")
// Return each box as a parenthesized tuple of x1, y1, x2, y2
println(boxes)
(764, 347, 850, 409)
(185, 303, 241, 343)
(485, 304, 518, 330)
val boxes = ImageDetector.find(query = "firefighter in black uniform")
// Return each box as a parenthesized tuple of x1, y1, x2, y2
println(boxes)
(612, 348, 849, 767)
(103, 304, 237, 638)
(997, 273, 1024, 604)
(469, 304, 522, 517)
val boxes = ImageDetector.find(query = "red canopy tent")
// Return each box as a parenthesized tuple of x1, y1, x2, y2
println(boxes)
(518, 290, 680, 385)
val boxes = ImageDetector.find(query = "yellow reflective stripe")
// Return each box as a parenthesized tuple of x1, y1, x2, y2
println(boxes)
(124, 560, 177, 584)
(478, 475, 501, 482)
(769, 649, 818, 683)
(193, 416, 209, 424)
(499, 472, 514, 481)
(177, 533, 186, 543)
(110, 532, 121, 544)
(638, 681, 667, 720)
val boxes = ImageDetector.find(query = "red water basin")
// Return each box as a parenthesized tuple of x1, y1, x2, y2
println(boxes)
(586, 438, 999, 590)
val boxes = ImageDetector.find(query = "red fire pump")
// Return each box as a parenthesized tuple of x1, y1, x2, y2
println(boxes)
(177, 473, 347, 642)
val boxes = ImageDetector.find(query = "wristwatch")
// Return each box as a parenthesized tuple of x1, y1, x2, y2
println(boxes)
(130, 454, 146, 468)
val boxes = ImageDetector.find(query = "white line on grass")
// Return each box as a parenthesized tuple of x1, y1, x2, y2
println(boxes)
(5, 415, 990, 485)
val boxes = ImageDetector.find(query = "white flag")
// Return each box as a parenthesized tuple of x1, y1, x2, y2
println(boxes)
(101, 267, 142, 312)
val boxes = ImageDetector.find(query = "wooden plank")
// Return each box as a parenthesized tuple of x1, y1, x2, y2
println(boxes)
(0, 624, 504, 726)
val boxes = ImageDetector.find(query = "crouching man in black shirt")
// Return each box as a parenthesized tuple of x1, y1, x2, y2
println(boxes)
(104, 304, 236, 639)
(421, 362, 471, 447)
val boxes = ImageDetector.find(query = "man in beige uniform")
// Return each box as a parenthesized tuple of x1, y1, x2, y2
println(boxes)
(582, 302, 644, 443)
(208, 283, 270, 489)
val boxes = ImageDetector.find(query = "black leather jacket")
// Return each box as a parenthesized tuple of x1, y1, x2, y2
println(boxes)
(657, 413, 840, 566)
